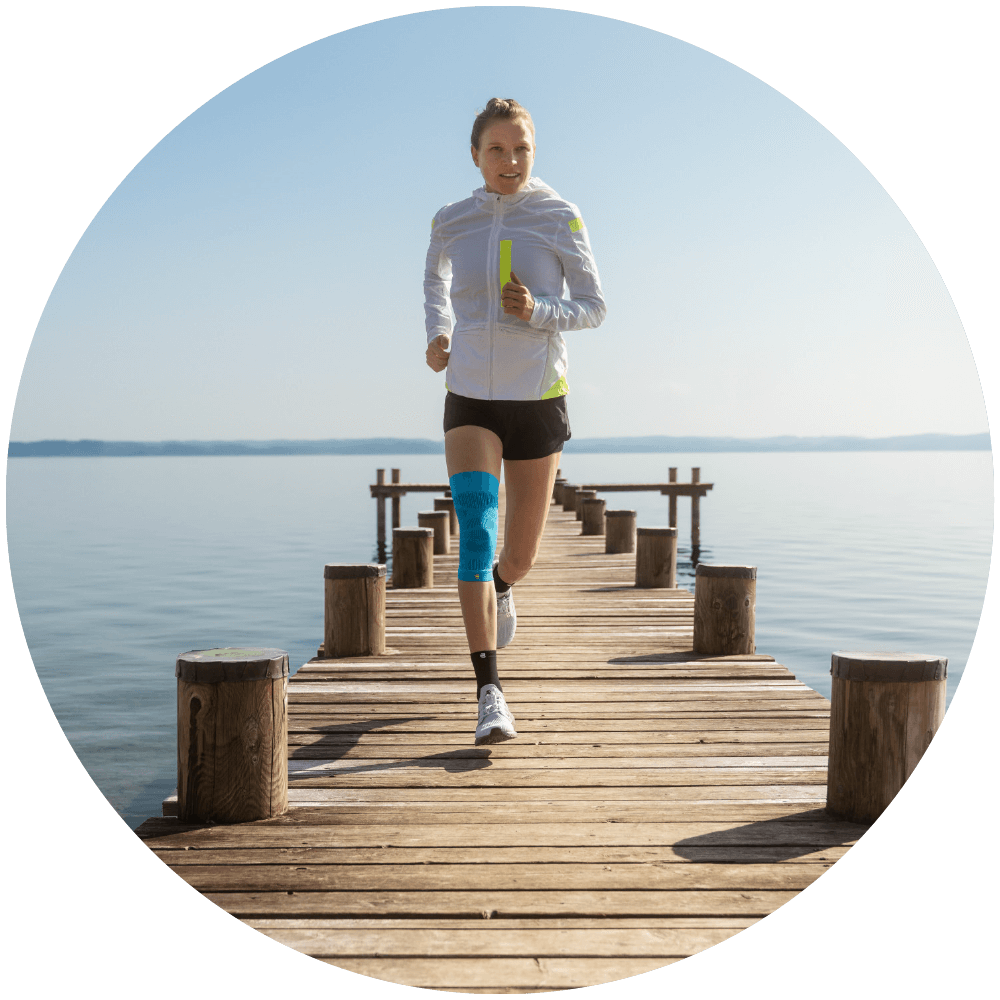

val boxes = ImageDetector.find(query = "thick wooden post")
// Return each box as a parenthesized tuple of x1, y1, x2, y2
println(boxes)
(635, 527, 678, 588)
(418, 509, 450, 554)
(691, 467, 701, 552)
(581, 497, 606, 535)
(434, 497, 458, 536)
(176, 647, 288, 824)
(693, 564, 755, 654)
(376, 468, 386, 562)
(605, 509, 636, 553)
(324, 564, 386, 657)
(553, 478, 567, 505)
(562, 485, 578, 513)
(668, 467, 677, 528)
(575, 489, 597, 521)
(391, 468, 401, 530)
(826, 652, 947, 824)
(392, 527, 434, 588)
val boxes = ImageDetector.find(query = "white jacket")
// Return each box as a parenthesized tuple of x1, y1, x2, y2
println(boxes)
(424, 176, 606, 400)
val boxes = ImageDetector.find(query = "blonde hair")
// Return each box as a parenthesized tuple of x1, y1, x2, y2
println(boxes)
(471, 98, 535, 149)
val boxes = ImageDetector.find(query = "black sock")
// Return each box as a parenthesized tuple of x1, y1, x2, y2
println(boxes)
(493, 564, 512, 595)
(472, 650, 500, 698)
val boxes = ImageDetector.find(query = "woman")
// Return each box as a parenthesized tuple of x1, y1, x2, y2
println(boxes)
(424, 98, 606, 744)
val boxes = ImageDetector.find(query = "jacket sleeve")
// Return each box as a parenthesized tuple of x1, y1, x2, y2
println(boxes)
(424, 215, 453, 345)
(527, 214, 606, 333)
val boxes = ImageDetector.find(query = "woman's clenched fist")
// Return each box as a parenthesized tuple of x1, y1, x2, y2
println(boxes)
(426, 333, 451, 372)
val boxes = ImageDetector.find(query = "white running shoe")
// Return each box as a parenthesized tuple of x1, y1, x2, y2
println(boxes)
(475, 683, 517, 745)
(496, 586, 516, 649)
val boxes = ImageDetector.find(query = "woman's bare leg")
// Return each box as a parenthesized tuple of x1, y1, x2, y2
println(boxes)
(497, 450, 562, 585)
(445, 425, 503, 652)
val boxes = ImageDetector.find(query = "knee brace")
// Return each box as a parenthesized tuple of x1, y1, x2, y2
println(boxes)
(450, 470, 499, 583)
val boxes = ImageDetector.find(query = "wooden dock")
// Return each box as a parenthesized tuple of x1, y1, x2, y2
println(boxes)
(137, 484, 867, 993)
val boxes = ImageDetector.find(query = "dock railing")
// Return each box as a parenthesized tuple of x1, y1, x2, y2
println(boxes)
(370, 465, 713, 560)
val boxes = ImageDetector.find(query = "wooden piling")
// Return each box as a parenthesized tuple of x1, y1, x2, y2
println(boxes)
(574, 489, 597, 521)
(562, 485, 578, 513)
(376, 469, 386, 561)
(826, 651, 947, 824)
(691, 468, 701, 551)
(391, 468, 401, 530)
(635, 527, 678, 588)
(418, 510, 451, 555)
(605, 509, 636, 553)
(581, 497, 606, 535)
(553, 478, 567, 505)
(668, 467, 678, 527)
(434, 497, 458, 536)
(693, 565, 756, 655)
(392, 527, 434, 589)
(324, 564, 386, 658)
(175, 647, 288, 824)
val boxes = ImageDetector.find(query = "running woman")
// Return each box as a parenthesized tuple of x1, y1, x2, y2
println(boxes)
(424, 98, 606, 745)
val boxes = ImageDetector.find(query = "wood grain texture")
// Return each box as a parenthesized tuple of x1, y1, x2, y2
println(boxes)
(392, 529, 434, 589)
(826, 664, 946, 823)
(140, 476, 864, 993)
(176, 675, 287, 823)
(693, 567, 756, 655)
(324, 573, 386, 657)
(635, 528, 677, 588)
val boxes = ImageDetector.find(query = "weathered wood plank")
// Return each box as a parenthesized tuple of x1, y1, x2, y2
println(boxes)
(132, 474, 860, 994)
(155, 845, 850, 865)
(137, 800, 832, 832)
(203, 888, 800, 918)
(286, 718, 830, 733)
(139, 817, 862, 848)
(287, 742, 829, 758)
(258, 925, 738, 956)
(317, 955, 683, 988)
(169, 861, 831, 891)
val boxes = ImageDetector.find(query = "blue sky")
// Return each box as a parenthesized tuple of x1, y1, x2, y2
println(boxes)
(10, 6, 988, 442)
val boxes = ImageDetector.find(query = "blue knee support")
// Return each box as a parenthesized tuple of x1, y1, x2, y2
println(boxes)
(450, 470, 499, 583)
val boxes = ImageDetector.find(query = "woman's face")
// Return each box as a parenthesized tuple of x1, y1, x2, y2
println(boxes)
(472, 119, 535, 196)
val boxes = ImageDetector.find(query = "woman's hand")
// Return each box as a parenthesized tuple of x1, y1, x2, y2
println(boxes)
(501, 271, 535, 321)
(426, 333, 451, 372)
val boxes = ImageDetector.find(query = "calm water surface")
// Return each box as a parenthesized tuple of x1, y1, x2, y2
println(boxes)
(5, 451, 992, 828)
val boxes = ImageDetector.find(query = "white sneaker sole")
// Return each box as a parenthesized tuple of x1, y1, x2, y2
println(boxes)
(475, 724, 517, 745)
(496, 589, 516, 649)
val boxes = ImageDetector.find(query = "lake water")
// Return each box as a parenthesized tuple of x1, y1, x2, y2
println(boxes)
(5, 450, 992, 829)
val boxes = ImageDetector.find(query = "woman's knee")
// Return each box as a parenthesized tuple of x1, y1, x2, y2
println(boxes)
(452, 470, 500, 583)
(500, 542, 538, 581)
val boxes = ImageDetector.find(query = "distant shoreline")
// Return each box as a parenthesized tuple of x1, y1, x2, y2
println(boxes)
(7, 432, 991, 457)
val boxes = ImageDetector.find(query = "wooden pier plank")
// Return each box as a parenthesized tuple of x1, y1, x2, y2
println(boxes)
(137, 483, 858, 992)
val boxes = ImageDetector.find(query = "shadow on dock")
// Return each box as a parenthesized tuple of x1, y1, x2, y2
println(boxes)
(289, 719, 492, 774)
(673, 808, 870, 862)
(289, 717, 433, 763)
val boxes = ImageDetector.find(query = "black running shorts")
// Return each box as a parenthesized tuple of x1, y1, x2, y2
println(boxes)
(443, 392, 572, 461)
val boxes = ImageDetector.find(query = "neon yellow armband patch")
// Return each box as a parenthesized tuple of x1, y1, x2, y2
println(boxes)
(568, 217, 584, 233)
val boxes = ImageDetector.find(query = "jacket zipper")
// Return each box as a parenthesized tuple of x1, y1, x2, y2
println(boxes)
(487, 194, 503, 399)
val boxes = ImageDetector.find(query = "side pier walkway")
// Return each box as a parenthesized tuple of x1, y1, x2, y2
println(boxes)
(137, 487, 867, 993)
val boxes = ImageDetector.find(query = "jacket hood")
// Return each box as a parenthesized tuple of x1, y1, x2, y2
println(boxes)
(472, 176, 558, 206)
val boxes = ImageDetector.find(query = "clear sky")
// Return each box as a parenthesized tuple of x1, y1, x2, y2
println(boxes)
(9, 6, 988, 442)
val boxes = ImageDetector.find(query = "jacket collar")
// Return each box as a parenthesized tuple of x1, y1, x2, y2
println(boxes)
(472, 175, 551, 207)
